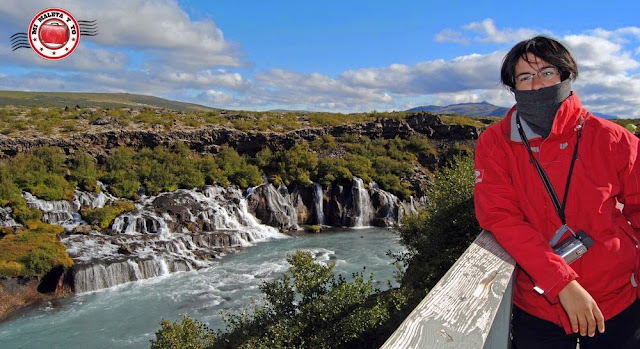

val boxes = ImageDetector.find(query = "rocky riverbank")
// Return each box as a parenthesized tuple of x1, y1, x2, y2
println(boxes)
(0, 110, 487, 321)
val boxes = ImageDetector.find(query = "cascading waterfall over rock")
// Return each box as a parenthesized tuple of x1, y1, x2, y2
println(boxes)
(370, 182, 403, 226)
(22, 186, 117, 231)
(73, 184, 116, 210)
(64, 185, 287, 293)
(24, 192, 81, 229)
(0, 206, 17, 227)
(5, 178, 419, 293)
(245, 183, 300, 231)
(247, 178, 414, 229)
(351, 177, 374, 228)
(312, 182, 326, 226)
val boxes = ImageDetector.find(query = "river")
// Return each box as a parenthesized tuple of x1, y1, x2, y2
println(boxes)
(0, 228, 405, 349)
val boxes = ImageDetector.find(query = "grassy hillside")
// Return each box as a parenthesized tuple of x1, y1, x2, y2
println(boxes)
(0, 91, 216, 112)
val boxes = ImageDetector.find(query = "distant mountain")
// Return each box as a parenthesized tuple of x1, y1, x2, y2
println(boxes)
(408, 101, 510, 117)
(0, 91, 216, 112)
(591, 112, 619, 119)
(408, 101, 621, 120)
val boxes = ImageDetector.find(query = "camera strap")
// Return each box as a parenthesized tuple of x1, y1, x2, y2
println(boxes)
(515, 113, 584, 245)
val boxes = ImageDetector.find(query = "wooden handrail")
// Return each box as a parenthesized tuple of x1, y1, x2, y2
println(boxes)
(381, 230, 515, 349)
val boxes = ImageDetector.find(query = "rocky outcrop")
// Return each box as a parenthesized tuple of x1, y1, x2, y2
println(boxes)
(0, 112, 481, 159)
(0, 269, 72, 322)
(245, 184, 300, 231)
(246, 179, 415, 229)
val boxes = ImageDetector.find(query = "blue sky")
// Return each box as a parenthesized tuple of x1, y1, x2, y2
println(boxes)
(2, 0, 640, 117)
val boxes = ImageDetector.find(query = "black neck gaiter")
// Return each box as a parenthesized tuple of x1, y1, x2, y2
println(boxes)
(512, 79, 572, 138)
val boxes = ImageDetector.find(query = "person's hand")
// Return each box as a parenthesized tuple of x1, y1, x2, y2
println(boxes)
(557, 280, 605, 336)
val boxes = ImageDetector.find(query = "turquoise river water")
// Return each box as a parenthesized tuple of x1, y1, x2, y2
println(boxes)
(0, 228, 405, 349)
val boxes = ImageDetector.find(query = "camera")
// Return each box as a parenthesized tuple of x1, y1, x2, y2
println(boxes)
(553, 230, 593, 264)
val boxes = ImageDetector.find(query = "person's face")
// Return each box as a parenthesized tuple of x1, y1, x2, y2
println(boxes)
(514, 53, 562, 90)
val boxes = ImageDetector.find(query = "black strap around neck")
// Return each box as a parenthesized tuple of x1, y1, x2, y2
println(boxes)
(515, 113, 584, 226)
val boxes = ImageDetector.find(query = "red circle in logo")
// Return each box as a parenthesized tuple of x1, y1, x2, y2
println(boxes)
(28, 8, 80, 60)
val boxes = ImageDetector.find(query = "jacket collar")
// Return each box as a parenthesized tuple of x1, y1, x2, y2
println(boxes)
(504, 92, 584, 143)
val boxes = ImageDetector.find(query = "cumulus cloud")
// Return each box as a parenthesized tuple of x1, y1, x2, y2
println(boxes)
(199, 90, 233, 105)
(435, 18, 538, 44)
(161, 70, 245, 89)
(340, 51, 504, 94)
(434, 29, 470, 45)
(248, 69, 392, 110)
(560, 32, 640, 116)
(565, 35, 639, 75)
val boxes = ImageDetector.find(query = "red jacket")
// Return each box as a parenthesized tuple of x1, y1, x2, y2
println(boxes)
(474, 92, 640, 333)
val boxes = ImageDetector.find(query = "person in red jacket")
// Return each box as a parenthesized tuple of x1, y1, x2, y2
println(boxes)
(474, 35, 640, 348)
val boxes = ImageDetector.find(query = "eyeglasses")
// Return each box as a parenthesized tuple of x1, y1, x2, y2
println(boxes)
(515, 66, 560, 88)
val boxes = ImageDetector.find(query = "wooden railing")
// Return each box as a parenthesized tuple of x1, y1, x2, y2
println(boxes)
(381, 230, 516, 349)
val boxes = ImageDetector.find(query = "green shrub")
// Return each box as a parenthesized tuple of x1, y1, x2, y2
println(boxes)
(173, 143, 205, 189)
(315, 158, 352, 188)
(215, 146, 262, 189)
(280, 143, 318, 185)
(213, 251, 408, 348)
(342, 154, 372, 183)
(30, 173, 68, 200)
(0, 260, 24, 276)
(0, 221, 73, 278)
(253, 147, 274, 169)
(11, 205, 43, 224)
(80, 201, 135, 229)
(199, 155, 222, 185)
(150, 316, 216, 349)
(68, 151, 99, 192)
(397, 153, 479, 291)
(32, 146, 66, 173)
(104, 147, 137, 173)
(5, 147, 74, 201)
(0, 174, 23, 207)
(103, 170, 141, 199)
(21, 248, 55, 278)
(152, 251, 411, 348)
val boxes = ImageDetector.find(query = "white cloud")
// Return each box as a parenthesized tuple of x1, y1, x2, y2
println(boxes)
(585, 27, 640, 44)
(200, 90, 233, 105)
(434, 29, 469, 44)
(564, 35, 639, 75)
(560, 32, 640, 117)
(251, 69, 392, 109)
(162, 70, 245, 89)
(436, 18, 538, 44)
(340, 51, 504, 94)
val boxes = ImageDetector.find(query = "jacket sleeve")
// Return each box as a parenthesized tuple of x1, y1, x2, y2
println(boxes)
(617, 129, 640, 237)
(474, 129, 577, 304)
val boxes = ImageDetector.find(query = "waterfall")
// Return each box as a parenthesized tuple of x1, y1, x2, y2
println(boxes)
(245, 183, 299, 231)
(73, 184, 116, 210)
(24, 192, 81, 229)
(277, 184, 299, 229)
(370, 182, 401, 225)
(71, 258, 192, 293)
(0, 206, 17, 227)
(63, 185, 288, 293)
(352, 177, 373, 228)
(312, 182, 326, 226)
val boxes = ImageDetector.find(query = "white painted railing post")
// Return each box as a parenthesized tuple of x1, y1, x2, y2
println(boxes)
(381, 230, 515, 349)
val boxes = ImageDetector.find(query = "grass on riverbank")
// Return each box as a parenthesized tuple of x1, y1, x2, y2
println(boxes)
(0, 221, 74, 278)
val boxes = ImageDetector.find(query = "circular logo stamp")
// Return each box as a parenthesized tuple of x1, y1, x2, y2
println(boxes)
(28, 8, 80, 60)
